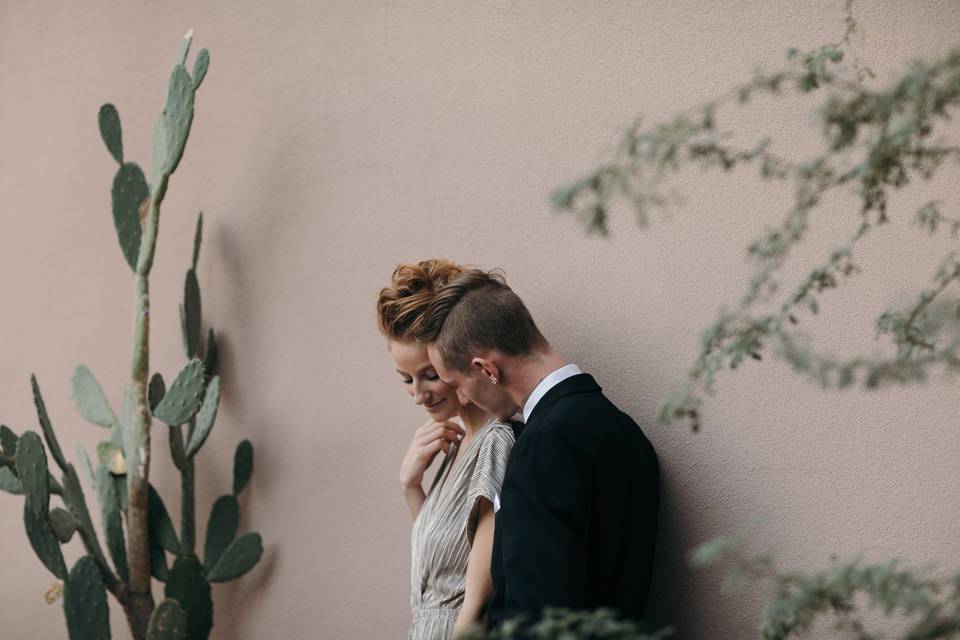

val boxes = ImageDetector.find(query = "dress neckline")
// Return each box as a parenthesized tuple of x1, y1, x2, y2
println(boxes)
(430, 418, 497, 502)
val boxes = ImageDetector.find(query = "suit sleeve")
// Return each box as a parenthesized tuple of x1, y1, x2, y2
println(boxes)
(500, 427, 589, 616)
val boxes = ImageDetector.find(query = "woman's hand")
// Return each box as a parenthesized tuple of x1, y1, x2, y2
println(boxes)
(399, 419, 465, 490)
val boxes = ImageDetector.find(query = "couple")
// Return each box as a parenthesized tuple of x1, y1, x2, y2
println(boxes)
(376, 259, 660, 638)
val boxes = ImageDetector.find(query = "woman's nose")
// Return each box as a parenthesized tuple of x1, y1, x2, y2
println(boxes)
(412, 382, 427, 405)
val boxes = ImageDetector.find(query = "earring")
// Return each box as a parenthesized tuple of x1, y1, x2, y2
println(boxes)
(489, 377, 498, 385)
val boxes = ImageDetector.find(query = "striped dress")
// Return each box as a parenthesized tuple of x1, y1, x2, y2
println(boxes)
(408, 419, 515, 640)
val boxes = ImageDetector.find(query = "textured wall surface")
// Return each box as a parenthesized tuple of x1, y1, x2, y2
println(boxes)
(1, 1, 958, 637)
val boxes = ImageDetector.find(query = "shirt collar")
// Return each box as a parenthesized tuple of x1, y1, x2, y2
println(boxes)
(521, 364, 583, 423)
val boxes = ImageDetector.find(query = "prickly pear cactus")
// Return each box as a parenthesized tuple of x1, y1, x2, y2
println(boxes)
(0, 31, 264, 640)
(64, 556, 111, 640)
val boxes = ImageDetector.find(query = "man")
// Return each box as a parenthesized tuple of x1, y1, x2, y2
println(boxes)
(416, 268, 659, 630)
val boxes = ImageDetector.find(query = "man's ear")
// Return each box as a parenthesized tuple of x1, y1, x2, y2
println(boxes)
(472, 357, 500, 384)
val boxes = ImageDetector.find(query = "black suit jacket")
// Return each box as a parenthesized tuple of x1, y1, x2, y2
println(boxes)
(486, 373, 659, 628)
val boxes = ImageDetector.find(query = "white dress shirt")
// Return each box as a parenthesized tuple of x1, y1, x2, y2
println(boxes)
(521, 364, 583, 424)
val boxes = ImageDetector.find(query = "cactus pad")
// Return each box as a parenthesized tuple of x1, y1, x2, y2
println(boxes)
(31, 375, 68, 471)
(0, 424, 17, 457)
(192, 50, 209, 90)
(148, 484, 181, 554)
(233, 440, 253, 496)
(186, 376, 219, 459)
(111, 162, 149, 271)
(165, 555, 213, 640)
(71, 365, 118, 429)
(64, 555, 110, 640)
(148, 599, 187, 640)
(181, 268, 201, 358)
(202, 328, 218, 378)
(203, 494, 238, 571)
(24, 501, 68, 579)
(48, 506, 79, 544)
(0, 466, 23, 494)
(97, 465, 129, 583)
(15, 430, 49, 517)
(98, 103, 123, 164)
(149, 372, 167, 411)
(152, 359, 205, 427)
(207, 532, 263, 583)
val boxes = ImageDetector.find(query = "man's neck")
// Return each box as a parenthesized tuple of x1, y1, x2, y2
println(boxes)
(508, 350, 567, 410)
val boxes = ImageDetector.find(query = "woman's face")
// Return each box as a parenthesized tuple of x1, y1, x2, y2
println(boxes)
(389, 340, 462, 421)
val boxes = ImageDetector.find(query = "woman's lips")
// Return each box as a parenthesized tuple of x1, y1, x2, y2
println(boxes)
(426, 398, 447, 410)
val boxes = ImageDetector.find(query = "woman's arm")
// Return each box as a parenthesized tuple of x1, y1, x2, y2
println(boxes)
(400, 419, 464, 520)
(452, 498, 496, 636)
(401, 482, 426, 519)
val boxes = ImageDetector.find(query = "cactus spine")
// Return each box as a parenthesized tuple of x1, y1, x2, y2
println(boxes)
(2, 31, 263, 640)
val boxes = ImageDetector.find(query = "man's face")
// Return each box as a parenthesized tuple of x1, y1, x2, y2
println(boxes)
(427, 344, 517, 420)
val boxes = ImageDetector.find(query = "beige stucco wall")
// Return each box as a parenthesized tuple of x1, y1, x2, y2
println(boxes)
(1, 1, 958, 637)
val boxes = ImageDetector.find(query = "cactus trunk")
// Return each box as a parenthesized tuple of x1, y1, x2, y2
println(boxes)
(180, 429, 196, 555)
(123, 171, 169, 639)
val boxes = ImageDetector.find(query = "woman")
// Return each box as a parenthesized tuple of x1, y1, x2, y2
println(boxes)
(377, 259, 515, 639)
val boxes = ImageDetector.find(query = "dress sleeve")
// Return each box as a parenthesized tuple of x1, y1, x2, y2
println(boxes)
(465, 423, 515, 546)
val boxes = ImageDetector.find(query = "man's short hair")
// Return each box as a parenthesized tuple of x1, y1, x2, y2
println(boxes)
(416, 268, 547, 371)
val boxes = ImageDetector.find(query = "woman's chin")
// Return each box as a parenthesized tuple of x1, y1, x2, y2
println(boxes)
(425, 401, 456, 421)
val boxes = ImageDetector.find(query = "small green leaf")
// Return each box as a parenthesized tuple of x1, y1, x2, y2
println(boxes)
(192, 49, 209, 90)
(153, 359, 205, 426)
(192, 211, 203, 271)
(64, 556, 110, 640)
(71, 365, 117, 429)
(15, 431, 49, 517)
(31, 375, 67, 471)
(233, 439, 253, 495)
(0, 466, 23, 494)
(24, 502, 67, 579)
(48, 506, 79, 544)
(149, 372, 167, 411)
(165, 555, 212, 640)
(111, 162, 149, 271)
(98, 103, 123, 164)
(203, 495, 239, 571)
(186, 376, 219, 459)
(149, 484, 180, 554)
(207, 531, 263, 582)
(148, 599, 187, 640)
(182, 269, 201, 358)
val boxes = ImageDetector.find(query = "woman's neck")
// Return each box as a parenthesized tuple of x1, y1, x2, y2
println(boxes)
(458, 403, 491, 435)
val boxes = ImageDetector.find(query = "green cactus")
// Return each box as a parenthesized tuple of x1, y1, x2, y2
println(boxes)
(97, 440, 126, 475)
(152, 359, 205, 427)
(165, 555, 213, 640)
(48, 506, 80, 544)
(76, 443, 97, 490)
(186, 376, 219, 459)
(192, 50, 210, 91)
(64, 556, 111, 640)
(233, 440, 253, 496)
(149, 373, 167, 411)
(181, 269, 202, 357)
(202, 328, 218, 378)
(206, 532, 263, 583)
(112, 162, 150, 271)
(2, 33, 263, 640)
(98, 103, 123, 165)
(148, 599, 187, 640)
(72, 365, 119, 429)
(23, 501, 68, 579)
(97, 465, 129, 583)
(203, 495, 238, 571)
(148, 484, 181, 554)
